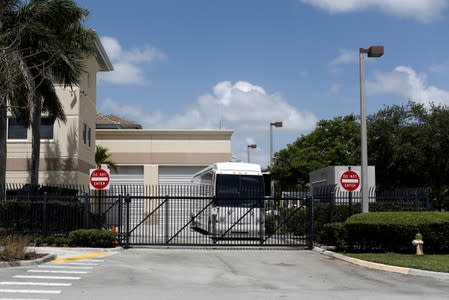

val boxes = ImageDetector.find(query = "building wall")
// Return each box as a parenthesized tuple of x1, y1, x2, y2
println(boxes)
(5, 56, 103, 185)
(96, 129, 233, 185)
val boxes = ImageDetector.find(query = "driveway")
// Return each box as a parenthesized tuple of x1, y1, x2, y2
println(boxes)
(1, 249, 449, 299)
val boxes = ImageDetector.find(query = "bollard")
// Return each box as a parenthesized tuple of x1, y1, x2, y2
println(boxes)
(412, 233, 424, 256)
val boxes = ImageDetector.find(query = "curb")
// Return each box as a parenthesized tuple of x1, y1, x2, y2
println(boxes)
(313, 247, 449, 280)
(0, 253, 56, 268)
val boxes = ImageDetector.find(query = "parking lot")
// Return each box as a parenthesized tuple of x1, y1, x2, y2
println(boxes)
(2, 248, 447, 300)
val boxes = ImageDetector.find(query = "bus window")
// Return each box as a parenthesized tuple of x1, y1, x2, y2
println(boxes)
(215, 174, 264, 207)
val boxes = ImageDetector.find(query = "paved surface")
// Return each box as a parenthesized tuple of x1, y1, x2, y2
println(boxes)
(1, 248, 449, 299)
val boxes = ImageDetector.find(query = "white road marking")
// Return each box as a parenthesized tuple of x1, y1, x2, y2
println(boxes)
(0, 282, 71, 287)
(27, 270, 88, 274)
(0, 298, 49, 300)
(13, 275, 80, 280)
(51, 262, 98, 266)
(38, 265, 93, 270)
(75, 259, 104, 262)
(0, 289, 61, 294)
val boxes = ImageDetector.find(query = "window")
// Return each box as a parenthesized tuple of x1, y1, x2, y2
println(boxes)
(88, 127, 92, 147)
(7, 118, 27, 140)
(82, 123, 87, 144)
(40, 118, 54, 140)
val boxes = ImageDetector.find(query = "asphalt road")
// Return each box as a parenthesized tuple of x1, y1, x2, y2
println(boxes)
(1, 249, 449, 300)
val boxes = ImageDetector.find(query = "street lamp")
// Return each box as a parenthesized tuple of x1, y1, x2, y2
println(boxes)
(247, 144, 257, 163)
(359, 45, 384, 213)
(270, 121, 283, 167)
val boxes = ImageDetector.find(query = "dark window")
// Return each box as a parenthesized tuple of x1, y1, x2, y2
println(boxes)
(40, 118, 54, 139)
(82, 123, 87, 144)
(88, 127, 91, 147)
(7, 118, 27, 140)
(215, 174, 264, 207)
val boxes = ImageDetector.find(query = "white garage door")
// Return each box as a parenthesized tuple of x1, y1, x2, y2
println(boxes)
(158, 166, 205, 185)
(110, 166, 144, 194)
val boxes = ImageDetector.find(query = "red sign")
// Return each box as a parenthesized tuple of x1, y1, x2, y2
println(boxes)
(89, 168, 110, 190)
(339, 170, 360, 192)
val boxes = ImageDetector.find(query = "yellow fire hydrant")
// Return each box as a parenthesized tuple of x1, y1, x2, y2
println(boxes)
(412, 233, 424, 256)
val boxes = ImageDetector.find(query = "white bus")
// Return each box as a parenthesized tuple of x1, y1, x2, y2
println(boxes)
(190, 162, 266, 239)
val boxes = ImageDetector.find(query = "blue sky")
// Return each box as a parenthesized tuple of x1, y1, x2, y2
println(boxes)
(77, 0, 449, 167)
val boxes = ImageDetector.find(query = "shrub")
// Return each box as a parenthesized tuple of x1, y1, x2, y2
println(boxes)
(320, 222, 346, 250)
(68, 229, 116, 248)
(345, 212, 449, 253)
(0, 235, 30, 261)
(0, 227, 7, 238)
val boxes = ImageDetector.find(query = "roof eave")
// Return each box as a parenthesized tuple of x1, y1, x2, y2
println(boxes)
(92, 31, 113, 72)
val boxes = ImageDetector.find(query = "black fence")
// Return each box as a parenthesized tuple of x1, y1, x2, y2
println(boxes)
(0, 184, 432, 248)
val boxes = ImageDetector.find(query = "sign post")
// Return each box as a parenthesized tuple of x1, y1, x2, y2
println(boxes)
(340, 167, 361, 217)
(89, 168, 111, 190)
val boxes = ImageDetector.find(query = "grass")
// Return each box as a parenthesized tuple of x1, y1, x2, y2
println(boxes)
(346, 252, 449, 273)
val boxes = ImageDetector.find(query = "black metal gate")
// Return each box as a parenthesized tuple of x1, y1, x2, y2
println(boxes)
(102, 186, 313, 248)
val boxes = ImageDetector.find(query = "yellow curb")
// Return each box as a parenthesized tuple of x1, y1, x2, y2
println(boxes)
(52, 252, 112, 263)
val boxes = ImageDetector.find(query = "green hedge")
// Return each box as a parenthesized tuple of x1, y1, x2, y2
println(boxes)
(67, 229, 116, 248)
(320, 222, 346, 250)
(345, 212, 449, 253)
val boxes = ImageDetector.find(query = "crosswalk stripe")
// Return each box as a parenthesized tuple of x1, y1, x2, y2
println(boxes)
(38, 265, 93, 270)
(0, 298, 49, 300)
(50, 262, 98, 266)
(27, 270, 88, 274)
(0, 289, 61, 294)
(13, 276, 80, 280)
(0, 282, 71, 287)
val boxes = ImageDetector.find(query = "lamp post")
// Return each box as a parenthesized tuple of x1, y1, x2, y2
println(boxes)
(270, 121, 283, 167)
(247, 144, 257, 163)
(359, 45, 384, 213)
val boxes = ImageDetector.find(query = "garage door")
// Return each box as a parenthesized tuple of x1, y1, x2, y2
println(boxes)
(158, 166, 205, 185)
(110, 166, 144, 194)
(158, 166, 207, 226)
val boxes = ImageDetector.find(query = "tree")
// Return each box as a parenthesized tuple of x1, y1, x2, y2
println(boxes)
(95, 145, 118, 173)
(0, 0, 95, 186)
(271, 115, 360, 189)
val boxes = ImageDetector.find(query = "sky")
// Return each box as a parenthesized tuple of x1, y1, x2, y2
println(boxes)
(76, 0, 449, 168)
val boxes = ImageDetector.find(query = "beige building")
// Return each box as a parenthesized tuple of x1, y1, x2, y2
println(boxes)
(96, 118, 233, 186)
(5, 33, 234, 187)
(5, 32, 113, 185)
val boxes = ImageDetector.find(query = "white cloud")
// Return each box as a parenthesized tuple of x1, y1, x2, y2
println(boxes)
(366, 66, 449, 105)
(300, 0, 449, 22)
(99, 36, 166, 85)
(102, 81, 318, 131)
(330, 49, 357, 65)
(100, 81, 318, 166)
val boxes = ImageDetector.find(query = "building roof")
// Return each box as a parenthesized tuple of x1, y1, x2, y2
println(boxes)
(92, 31, 113, 72)
(96, 113, 143, 129)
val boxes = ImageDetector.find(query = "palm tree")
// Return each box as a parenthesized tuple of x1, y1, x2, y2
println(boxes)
(1, 0, 95, 186)
(95, 145, 118, 173)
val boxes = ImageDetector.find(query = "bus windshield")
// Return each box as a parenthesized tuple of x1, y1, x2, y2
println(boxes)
(215, 174, 264, 207)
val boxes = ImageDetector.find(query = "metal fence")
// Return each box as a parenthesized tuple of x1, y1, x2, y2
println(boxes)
(0, 184, 313, 248)
(0, 183, 432, 248)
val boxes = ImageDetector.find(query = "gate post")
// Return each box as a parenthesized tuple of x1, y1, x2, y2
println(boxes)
(259, 196, 264, 244)
(307, 196, 314, 250)
(83, 192, 90, 228)
(328, 191, 335, 223)
(165, 195, 169, 244)
(125, 194, 131, 248)
(118, 195, 123, 245)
